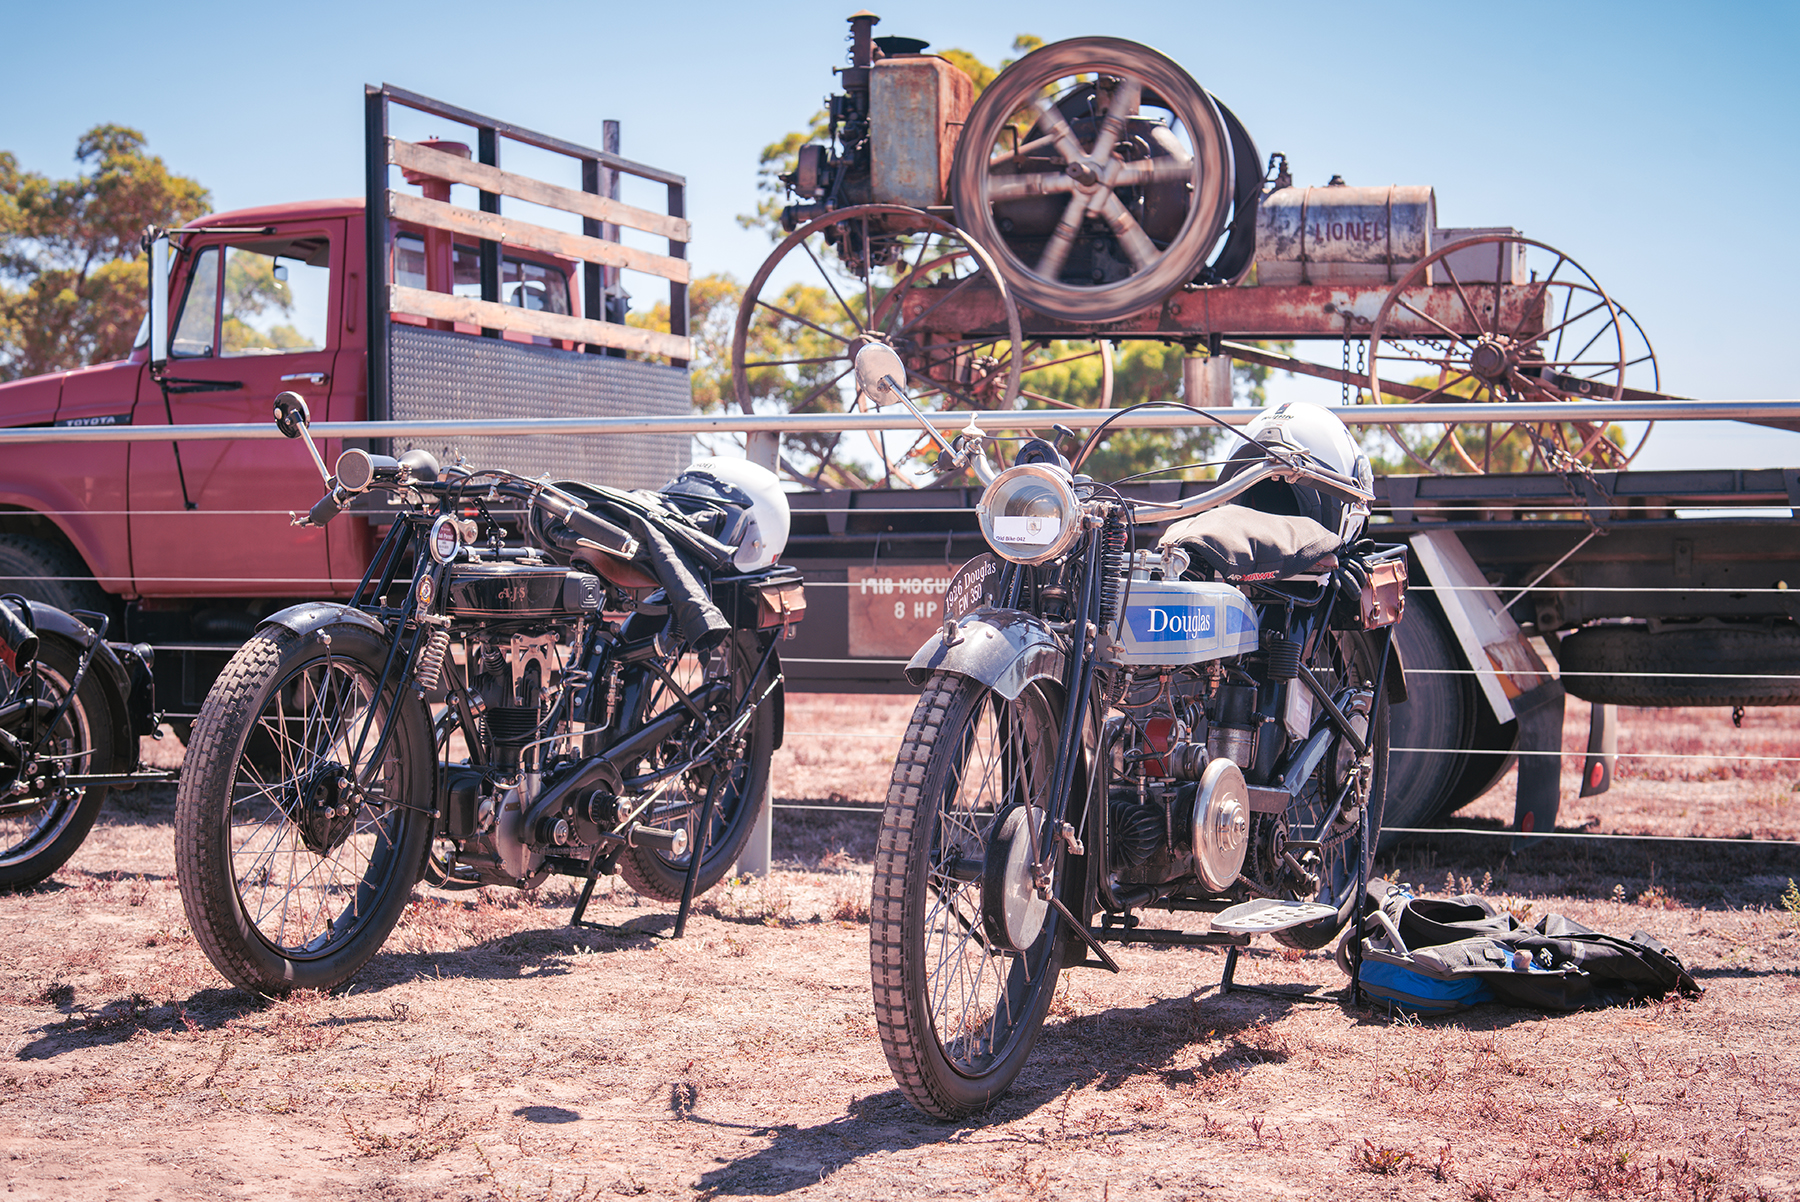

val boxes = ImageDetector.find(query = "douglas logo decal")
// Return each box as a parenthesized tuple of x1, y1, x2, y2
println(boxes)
(1125, 605, 1215, 642)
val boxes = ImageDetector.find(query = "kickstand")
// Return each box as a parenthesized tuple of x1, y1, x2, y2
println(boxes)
(1215, 943, 1329, 1003)
(672, 771, 725, 940)
(569, 846, 609, 929)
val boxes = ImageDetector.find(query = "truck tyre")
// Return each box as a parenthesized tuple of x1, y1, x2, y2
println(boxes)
(0, 636, 118, 890)
(1557, 623, 1800, 708)
(1382, 593, 1476, 848)
(0, 535, 110, 619)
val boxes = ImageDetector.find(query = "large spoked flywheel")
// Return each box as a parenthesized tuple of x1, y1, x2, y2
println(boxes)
(950, 37, 1234, 322)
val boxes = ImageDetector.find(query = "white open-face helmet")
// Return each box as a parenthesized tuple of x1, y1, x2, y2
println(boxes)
(666, 457, 791, 570)
(1226, 402, 1373, 544)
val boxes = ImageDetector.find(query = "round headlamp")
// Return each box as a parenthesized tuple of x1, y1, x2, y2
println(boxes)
(428, 514, 462, 565)
(976, 464, 1081, 564)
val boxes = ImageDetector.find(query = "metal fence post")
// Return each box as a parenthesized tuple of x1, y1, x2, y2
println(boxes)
(736, 770, 774, 878)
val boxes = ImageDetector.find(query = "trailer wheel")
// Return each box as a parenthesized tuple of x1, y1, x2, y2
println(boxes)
(1557, 623, 1800, 708)
(1383, 592, 1476, 848)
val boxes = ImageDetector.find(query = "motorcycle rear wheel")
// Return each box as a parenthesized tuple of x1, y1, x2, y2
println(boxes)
(0, 637, 117, 890)
(871, 671, 1068, 1120)
(617, 630, 775, 903)
(176, 624, 431, 993)
(1272, 628, 1390, 951)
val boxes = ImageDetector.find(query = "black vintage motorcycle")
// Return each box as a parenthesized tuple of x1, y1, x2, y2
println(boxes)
(854, 346, 1407, 1118)
(0, 598, 159, 890)
(175, 394, 803, 994)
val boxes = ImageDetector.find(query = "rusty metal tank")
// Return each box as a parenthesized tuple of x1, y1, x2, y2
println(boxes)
(869, 54, 975, 208)
(1254, 183, 1436, 285)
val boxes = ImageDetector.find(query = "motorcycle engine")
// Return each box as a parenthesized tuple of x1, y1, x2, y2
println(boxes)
(457, 627, 570, 884)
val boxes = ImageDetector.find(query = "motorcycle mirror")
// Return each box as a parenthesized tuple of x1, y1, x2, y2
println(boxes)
(273, 391, 312, 438)
(853, 343, 908, 404)
(146, 229, 171, 372)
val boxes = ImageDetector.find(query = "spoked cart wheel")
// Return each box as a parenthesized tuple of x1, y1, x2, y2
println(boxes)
(1366, 235, 1660, 474)
(732, 205, 1026, 485)
(950, 37, 1235, 322)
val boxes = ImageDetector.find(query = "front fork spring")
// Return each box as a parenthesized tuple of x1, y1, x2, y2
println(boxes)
(415, 628, 452, 694)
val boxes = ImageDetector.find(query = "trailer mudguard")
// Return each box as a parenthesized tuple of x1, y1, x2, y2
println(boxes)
(257, 602, 387, 642)
(904, 607, 1067, 701)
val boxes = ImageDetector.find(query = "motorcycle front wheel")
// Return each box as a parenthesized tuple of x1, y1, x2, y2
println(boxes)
(871, 670, 1068, 1120)
(1272, 628, 1390, 951)
(0, 637, 117, 890)
(616, 630, 776, 902)
(175, 624, 432, 993)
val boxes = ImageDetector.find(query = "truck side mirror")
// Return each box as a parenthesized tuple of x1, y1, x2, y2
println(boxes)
(273, 391, 312, 438)
(147, 230, 171, 372)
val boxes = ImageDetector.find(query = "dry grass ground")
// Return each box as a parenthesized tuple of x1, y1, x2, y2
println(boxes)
(1, 696, 1796, 1201)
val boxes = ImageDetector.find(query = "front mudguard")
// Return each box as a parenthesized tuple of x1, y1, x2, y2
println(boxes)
(258, 601, 387, 642)
(904, 606, 1068, 701)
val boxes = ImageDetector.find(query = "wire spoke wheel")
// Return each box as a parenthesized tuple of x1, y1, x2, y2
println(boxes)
(950, 37, 1233, 321)
(616, 630, 774, 903)
(1367, 235, 1659, 474)
(871, 672, 1067, 1119)
(1272, 630, 1388, 951)
(176, 625, 431, 993)
(0, 639, 115, 891)
(732, 205, 1023, 487)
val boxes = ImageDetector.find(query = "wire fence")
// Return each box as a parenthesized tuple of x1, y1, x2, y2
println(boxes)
(5, 411, 1797, 858)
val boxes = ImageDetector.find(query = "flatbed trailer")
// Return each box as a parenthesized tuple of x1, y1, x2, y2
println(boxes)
(768, 465, 1800, 837)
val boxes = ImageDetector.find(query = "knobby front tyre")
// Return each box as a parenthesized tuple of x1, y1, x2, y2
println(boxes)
(175, 624, 432, 993)
(871, 671, 1068, 1120)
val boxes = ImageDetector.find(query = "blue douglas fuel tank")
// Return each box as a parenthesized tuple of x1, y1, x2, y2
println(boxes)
(1108, 580, 1260, 668)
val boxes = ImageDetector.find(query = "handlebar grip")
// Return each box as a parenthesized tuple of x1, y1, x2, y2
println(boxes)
(301, 487, 348, 527)
(545, 499, 638, 559)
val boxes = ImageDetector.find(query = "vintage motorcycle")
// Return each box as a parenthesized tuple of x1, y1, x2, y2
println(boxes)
(855, 345, 1407, 1118)
(0, 598, 158, 890)
(175, 393, 803, 994)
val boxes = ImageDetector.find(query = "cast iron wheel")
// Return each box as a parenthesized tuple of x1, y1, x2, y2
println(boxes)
(175, 623, 432, 993)
(1272, 629, 1389, 951)
(0, 637, 117, 890)
(1366, 235, 1660, 474)
(950, 37, 1233, 321)
(616, 630, 776, 903)
(731, 205, 1024, 487)
(871, 671, 1068, 1120)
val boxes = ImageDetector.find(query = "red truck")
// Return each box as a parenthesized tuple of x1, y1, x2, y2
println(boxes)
(0, 86, 695, 726)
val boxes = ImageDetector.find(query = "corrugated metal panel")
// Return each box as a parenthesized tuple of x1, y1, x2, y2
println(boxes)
(389, 325, 690, 488)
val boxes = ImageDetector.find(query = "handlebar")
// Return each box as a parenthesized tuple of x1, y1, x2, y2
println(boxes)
(1123, 457, 1376, 528)
(289, 463, 642, 561)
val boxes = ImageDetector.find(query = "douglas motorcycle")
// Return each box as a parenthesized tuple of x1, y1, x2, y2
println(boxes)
(175, 393, 804, 994)
(855, 345, 1407, 1118)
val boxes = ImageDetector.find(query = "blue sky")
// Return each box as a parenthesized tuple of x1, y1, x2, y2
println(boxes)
(5, 0, 1796, 469)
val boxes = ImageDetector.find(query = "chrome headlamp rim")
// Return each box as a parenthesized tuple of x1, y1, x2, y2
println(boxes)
(428, 514, 462, 565)
(976, 463, 1083, 565)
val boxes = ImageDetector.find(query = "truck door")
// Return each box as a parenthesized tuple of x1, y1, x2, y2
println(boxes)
(130, 220, 347, 598)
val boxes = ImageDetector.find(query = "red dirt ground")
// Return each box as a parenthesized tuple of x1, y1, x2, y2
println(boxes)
(2, 697, 1796, 1201)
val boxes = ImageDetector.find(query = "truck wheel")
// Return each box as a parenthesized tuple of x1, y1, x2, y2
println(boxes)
(0, 637, 118, 890)
(0, 535, 110, 619)
(1382, 593, 1476, 848)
